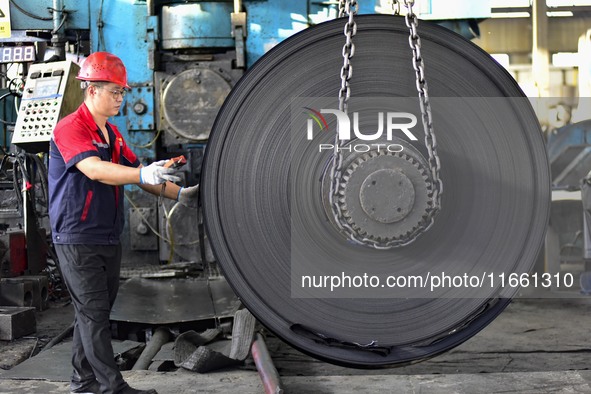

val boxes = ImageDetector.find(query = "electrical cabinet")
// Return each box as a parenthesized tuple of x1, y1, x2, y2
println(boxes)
(12, 60, 83, 153)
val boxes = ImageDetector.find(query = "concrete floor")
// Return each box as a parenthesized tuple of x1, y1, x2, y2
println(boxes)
(2, 287, 591, 393)
(2, 369, 591, 394)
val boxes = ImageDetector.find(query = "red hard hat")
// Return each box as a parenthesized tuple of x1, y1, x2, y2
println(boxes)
(76, 52, 130, 89)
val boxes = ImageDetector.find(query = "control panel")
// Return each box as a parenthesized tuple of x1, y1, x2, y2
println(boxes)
(12, 60, 83, 153)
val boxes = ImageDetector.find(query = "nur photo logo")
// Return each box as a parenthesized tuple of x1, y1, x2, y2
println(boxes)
(304, 107, 418, 153)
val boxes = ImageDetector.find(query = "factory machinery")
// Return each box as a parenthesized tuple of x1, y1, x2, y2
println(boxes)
(1, 0, 584, 373)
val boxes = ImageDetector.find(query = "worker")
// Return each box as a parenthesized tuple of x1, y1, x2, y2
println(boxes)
(47, 52, 198, 394)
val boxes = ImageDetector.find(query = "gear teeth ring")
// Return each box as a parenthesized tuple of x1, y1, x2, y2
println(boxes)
(336, 149, 434, 244)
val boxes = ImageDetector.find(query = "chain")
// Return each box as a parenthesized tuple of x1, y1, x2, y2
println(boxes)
(337, 0, 357, 113)
(328, 0, 363, 246)
(403, 0, 443, 236)
(326, 0, 443, 249)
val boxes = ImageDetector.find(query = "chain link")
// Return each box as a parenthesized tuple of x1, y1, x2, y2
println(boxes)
(327, 0, 442, 249)
(391, 0, 401, 16)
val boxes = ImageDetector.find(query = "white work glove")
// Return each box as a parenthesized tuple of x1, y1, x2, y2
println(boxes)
(139, 160, 181, 185)
(177, 184, 199, 208)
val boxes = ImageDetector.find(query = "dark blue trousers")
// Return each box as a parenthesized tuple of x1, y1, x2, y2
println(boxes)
(56, 243, 128, 394)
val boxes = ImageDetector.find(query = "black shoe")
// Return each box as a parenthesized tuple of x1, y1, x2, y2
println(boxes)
(70, 379, 100, 394)
(119, 387, 158, 394)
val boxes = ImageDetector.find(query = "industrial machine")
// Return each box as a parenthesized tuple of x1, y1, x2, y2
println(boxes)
(11, 60, 82, 152)
(0, 0, 554, 371)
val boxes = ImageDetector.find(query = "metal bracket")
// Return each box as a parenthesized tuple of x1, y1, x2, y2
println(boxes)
(125, 85, 155, 132)
(231, 12, 247, 68)
(146, 15, 160, 70)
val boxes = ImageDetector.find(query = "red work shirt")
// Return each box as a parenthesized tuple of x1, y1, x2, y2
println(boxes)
(48, 103, 140, 245)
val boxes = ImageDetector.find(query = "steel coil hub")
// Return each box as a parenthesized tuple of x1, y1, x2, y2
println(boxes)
(327, 139, 434, 244)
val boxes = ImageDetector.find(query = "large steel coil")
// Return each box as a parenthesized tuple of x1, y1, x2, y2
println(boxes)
(202, 15, 550, 368)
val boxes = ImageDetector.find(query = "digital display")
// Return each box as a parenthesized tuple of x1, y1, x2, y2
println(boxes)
(0, 46, 36, 63)
(34, 77, 61, 97)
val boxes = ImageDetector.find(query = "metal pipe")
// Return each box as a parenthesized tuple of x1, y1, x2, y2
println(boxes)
(51, 0, 66, 60)
(234, 0, 242, 14)
(251, 333, 283, 394)
(532, 0, 549, 98)
(52, 0, 63, 32)
(132, 327, 171, 370)
(147, 0, 155, 16)
(41, 321, 74, 352)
